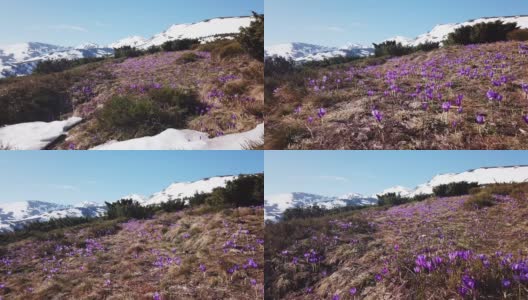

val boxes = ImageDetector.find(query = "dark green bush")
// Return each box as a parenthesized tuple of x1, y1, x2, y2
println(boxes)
(105, 199, 154, 219)
(377, 192, 410, 206)
(238, 12, 264, 61)
(0, 81, 72, 126)
(373, 41, 413, 57)
(114, 46, 143, 58)
(96, 88, 200, 138)
(156, 199, 187, 213)
(34, 57, 106, 75)
(187, 192, 209, 207)
(161, 39, 200, 52)
(446, 21, 519, 45)
(433, 181, 479, 197)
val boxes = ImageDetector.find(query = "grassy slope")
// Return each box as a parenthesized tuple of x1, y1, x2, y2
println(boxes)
(266, 41, 528, 150)
(0, 207, 264, 299)
(265, 192, 528, 299)
(0, 45, 264, 150)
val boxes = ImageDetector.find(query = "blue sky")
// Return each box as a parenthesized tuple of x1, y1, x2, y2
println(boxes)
(0, 0, 263, 46)
(0, 151, 263, 205)
(265, 151, 528, 197)
(266, 0, 528, 47)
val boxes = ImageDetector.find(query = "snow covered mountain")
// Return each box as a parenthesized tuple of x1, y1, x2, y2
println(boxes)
(0, 16, 253, 78)
(0, 175, 242, 231)
(0, 201, 105, 232)
(111, 16, 253, 49)
(408, 165, 528, 196)
(139, 175, 238, 206)
(0, 42, 112, 78)
(385, 15, 528, 47)
(265, 42, 374, 62)
(264, 192, 377, 221)
(266, 165, 528, 221)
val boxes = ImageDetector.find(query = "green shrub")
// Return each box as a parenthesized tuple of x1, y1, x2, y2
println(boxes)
(161, 39, 200, 52)
(464, 190, 495, 210)
(433, 181, 479, 197)
(114, 46, 143, 58)
(237, 12, 264, 61)
(155, 199, 187, 213)
(223, 174, 264, 207)
(187, 192, 209, 207)
(373, 41, 413, 57)
(96, 88, 200, 138)
(34, 57, 106, 75)
(265, 56, 295, 76)
(0, 81, 72, 126)
(105, 199, 154, 219)
(446, 21, 519, 45)
(377, 192, 410, 206)
(507, 29, 528, 41)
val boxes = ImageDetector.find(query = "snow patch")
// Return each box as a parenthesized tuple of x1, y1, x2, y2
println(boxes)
(91, 123, 263, 150)
(0, 117, 82, 150)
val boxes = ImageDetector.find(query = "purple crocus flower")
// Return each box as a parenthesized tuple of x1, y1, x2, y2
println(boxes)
(476, 114, 486, 124)
(294, 105, 302, 114)
(317, 108, 327, 118)
(332, 294, 340, 300)
(523, 115, 528, 124)
(372, 109, 383, 122)
(502, 279, 511, 288)
(455, 94, 464, 106)
(375, 274, 382, 282)
(153, 292, 161, 300)
(350, 287, 357, 295)
(307, 116, 314, 124)
(250, 279, 257, 286)
(199, 264, 206, 273)
(441, 102, 451, 112)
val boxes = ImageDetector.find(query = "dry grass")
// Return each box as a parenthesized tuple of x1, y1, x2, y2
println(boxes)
(265, 184, 528, 299)
(0, 207, 264, 299)
(266, 41, 528, 149)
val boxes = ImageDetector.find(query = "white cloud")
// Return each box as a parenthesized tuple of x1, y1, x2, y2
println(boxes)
(318, 175, 348, 182)
(47, 184, 79, 191)
(324, 26, 345, 32)
(51, 24, 88, 32)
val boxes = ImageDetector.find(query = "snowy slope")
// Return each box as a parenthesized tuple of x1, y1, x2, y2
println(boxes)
(0, 16, 251, 78)
(114, 16, 253, 49)
(90, 123, 264, 150)
(265, 42, 374, 62)
(386, 15, 528, 46)
(144, 175, 238, 205)
(409, 165, 528, 196)
(0, 201, 105, 232)
(0, 117, 82, 150)
(375, 186, 413, 198)
(108, 36, 148, 49)
(265, 192, 377, 221)
(0, 42, 112, 78)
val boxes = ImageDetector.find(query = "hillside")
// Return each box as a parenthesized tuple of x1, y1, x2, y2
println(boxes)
(0, 17, 254, 79)
(265, 184, 528, 299)
(265, 166, 528, 221)
(0, 40, 263, 150)
(0, 175, 241, 231)
(0, 206, 264, 299)
(266, 40, 528, 149)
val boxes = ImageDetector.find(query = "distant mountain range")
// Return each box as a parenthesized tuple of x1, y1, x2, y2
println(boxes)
(265, 165, 528, 221)
(265, 15, 528, 63)
(0, 175, 240, 232)
(0, 16, 253, 78)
